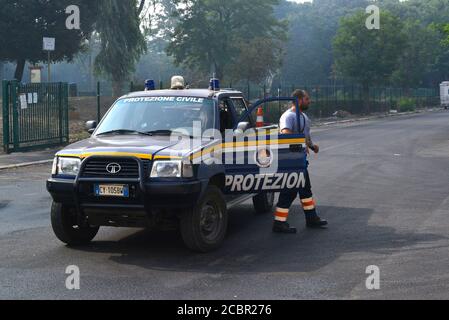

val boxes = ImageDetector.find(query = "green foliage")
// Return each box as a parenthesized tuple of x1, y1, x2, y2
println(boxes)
(379, 0, 449, 86)
(443, 24, 449, 45)
(0, 0, 97, 81)
(230, 37, 283, 84)
(379, 0, 449, 26)
(277, 0, 369, 85)
(333, 10, 407, 86)
(397, 98, 417, 112)
(3, 0, 448, 91)
(276, 0, 449, 88)
(94, 0, 147, 96)
(140, 0, 178, 39)
(391, 21, 441, 87)
(166, 0, 286, 82)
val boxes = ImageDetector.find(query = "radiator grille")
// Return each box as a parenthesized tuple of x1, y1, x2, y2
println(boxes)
(81, 158, 150, 178)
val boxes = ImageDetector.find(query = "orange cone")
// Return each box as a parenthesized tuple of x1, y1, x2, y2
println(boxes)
(256, 107, 264, 128)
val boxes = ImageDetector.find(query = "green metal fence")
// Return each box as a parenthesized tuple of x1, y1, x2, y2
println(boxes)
(127, 81, 439, 114)
(97, 81, 440, 123)
(229, 84, 440, 117)
(2, 80, 69, 154)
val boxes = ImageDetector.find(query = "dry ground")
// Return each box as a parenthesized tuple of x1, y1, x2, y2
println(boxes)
(68, 96, 116, 143)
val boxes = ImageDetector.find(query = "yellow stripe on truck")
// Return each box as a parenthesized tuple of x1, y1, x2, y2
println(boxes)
(58, 152, 153, 160)
(190, 138, 306, 160)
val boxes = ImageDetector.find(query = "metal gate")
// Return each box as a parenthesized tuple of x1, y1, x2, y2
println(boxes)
(2, 80, 69, 153)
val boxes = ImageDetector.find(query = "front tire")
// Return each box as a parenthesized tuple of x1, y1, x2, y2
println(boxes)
(253, 192, 275, 214)
(51, 202, 99, 246)
(180, 186, 228, 253)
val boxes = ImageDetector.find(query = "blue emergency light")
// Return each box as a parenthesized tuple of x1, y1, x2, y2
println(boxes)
(209, 78, 220, 91)
(145, 79, 155, 91)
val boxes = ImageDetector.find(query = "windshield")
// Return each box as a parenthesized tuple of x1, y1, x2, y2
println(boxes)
(95, 96, 216, 136)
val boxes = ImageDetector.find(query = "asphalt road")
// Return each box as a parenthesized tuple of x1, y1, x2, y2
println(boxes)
(1, 111, 449, 300)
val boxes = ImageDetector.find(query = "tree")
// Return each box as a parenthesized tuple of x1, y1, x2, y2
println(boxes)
(444, 24, 449, 42)
(379, 0, 449, 85)
(0, 0, 97, 81)
(140, 0, 178, 38)
(230, 37, 283, 85)
(333, 11, 407, 111)
(166, 0, 286, 82)
(94, 0, 147, 96)
(391, 21, 441, 87)
(276, 0, 369, 86)
(276, 0, 449, 87)
(134, 38, 182, 85)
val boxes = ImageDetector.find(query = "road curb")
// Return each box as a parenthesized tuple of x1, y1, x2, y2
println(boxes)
(0, 159, 53, 171)
(316, 108, 441, 127)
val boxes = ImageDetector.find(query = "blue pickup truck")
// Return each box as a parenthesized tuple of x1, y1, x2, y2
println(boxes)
(47, 78, 308, 252)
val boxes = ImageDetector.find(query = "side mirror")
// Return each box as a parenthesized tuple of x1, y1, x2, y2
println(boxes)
(85, 121, 97, 134)
(234, 122, 250, 136)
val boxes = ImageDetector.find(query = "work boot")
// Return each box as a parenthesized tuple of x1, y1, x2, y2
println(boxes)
(306, 216, 328, 229)
(273, 221, 297, 234)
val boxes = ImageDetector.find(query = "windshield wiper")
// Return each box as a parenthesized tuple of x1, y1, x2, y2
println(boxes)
(96, 129, 152, 136)
(146, 130, 196, 139)
(145, 130, 173, 136)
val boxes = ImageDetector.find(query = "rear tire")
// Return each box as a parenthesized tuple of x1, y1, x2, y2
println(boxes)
(180, 186, 228, 253)
(253, 192, 275, 214)
(51, 202, 99, 246)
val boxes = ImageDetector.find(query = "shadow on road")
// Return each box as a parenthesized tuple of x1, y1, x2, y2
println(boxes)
(70, 204, 447, 274)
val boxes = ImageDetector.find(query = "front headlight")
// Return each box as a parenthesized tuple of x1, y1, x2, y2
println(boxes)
(56, 157, 81, 176)
(150, 160, 194, 178)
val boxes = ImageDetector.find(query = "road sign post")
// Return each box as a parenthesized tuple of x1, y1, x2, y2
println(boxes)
(47, 51, 51, 82)
(43, 37, 55, 82)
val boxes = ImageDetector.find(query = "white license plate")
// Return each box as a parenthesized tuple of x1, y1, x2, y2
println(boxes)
(95, 184, 129, 197)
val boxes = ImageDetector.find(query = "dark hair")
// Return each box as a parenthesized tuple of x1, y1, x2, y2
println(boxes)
(292, 89, 307, 99)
